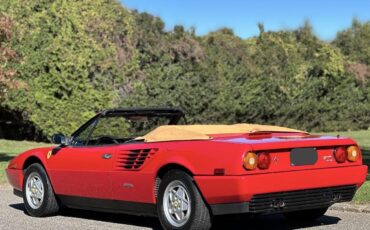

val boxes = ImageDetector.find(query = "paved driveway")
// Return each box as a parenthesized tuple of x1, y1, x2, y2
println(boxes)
(0, 188, 369, 230)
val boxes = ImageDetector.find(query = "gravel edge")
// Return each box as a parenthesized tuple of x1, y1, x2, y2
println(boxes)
(329, 202, 370, 214)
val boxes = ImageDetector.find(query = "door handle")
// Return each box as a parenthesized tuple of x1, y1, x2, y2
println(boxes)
(102, 153, 112, 159)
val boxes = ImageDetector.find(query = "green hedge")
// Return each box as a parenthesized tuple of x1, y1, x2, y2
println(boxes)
(1, 1, 370, 139)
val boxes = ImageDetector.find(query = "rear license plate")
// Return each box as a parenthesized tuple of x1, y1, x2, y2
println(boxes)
(290, 148, 318, 166)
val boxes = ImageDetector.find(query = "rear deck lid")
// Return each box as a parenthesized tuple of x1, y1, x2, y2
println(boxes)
(215, 134, 362, 174)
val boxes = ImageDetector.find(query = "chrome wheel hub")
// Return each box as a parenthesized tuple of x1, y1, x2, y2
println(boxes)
(25, 172, 44, 209)
(163, 181, 191, 227)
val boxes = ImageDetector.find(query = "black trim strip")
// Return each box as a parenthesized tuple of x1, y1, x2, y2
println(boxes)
(58, 195, 157, 217)
(211, 202, 250, 215)
(13, 189, 23, 198)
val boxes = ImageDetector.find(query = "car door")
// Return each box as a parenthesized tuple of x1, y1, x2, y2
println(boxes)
(47, 145, 115, 199)
(47, 117, 115, 199)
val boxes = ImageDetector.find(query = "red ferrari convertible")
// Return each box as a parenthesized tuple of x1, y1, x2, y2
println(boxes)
(6, 108, 367, 229)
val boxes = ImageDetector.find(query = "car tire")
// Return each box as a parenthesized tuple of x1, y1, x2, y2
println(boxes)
(23, 163, 60, 217)
(284, 207, 328, 221)
(157, 170, 212, 230)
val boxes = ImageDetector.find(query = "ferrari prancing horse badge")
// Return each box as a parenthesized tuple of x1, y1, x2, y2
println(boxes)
(47, 150, 52, 159)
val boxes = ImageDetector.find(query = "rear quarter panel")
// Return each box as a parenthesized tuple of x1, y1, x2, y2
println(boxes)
(111, 140, 248, 203)
(144, 140, 249, 175)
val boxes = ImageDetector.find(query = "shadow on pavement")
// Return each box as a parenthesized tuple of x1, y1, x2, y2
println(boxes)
(9, 203, 24, 211)
(212, 213, 340, 229)
(9, 202, 341, 230)
(9, 203, 162, 229)
(60, 208, 162, 229)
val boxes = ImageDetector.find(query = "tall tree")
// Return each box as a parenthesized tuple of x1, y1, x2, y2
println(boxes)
(0, 15, 21, 100)
(334, 19, 370, 65)
(3, 0, 137, 137)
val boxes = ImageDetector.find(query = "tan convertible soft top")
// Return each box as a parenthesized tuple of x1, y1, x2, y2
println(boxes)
(138, 124, 306, 142)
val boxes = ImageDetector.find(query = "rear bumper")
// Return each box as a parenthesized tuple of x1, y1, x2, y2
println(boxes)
(5, 168, 23, 191)
(210, 185, 356, 215)
(194, 165, 367, 215)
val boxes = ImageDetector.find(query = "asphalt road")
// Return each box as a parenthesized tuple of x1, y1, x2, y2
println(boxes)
(0, 187, 369, 230)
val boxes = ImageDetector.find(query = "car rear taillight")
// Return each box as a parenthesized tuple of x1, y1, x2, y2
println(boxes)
(243, 152, 271, 170)
(334, 147, 347, 163)
(347, 146, 360, 162)
(257, 152, 271, 169)
(243, 152, 258, 170)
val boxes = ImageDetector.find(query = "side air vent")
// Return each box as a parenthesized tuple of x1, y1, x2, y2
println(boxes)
(115, 149, 158, 170)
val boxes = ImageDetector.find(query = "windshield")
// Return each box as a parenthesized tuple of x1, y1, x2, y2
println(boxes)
(70, 110, 185, 146)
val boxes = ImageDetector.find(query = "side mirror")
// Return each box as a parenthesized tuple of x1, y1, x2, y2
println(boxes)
(51, 133, 67, 145)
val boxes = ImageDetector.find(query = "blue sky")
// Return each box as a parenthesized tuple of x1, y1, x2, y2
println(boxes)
(121, 0, 370, 40)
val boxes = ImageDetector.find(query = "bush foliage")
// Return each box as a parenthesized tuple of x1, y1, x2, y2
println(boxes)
(1, 1, 370, 138)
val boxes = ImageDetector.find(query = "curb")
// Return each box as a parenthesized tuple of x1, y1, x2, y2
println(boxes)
(329, 202, 370, 214)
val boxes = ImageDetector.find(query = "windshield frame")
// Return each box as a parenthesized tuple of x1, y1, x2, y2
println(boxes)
(69, 108, 185, 146)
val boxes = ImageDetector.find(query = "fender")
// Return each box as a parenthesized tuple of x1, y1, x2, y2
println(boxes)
(7, 147, 55, 191)
(17, 147, 54, 170)
(155, 156, 197, 176)
(152, 157, 203, 203)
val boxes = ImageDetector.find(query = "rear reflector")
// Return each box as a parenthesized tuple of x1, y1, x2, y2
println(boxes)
(214, 168, 225, 175)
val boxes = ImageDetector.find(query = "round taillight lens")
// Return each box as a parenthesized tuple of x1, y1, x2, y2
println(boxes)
(258, 152, 271, 169)
(334, 147, 347, 163)
(243, 152, 258, 170)
(347, 146, 360, 162)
